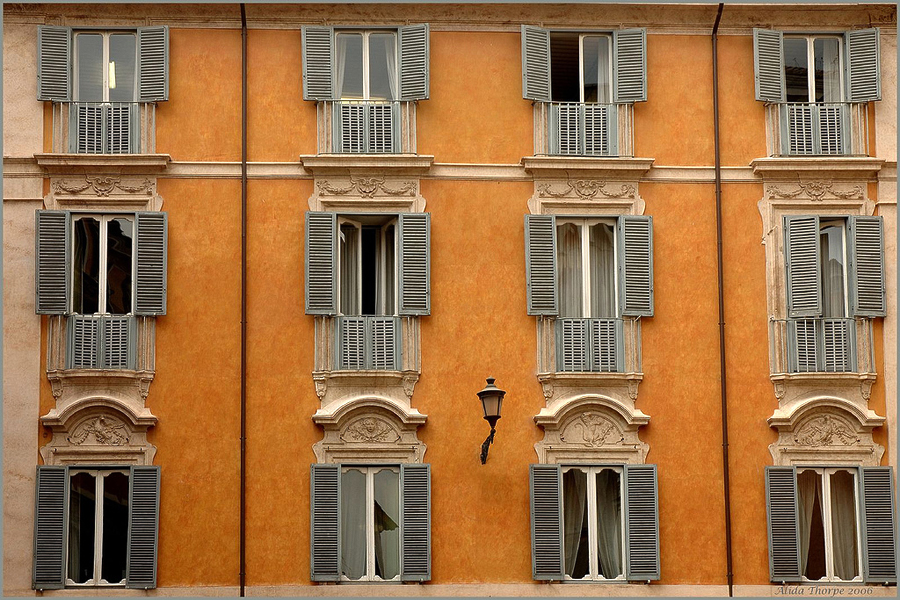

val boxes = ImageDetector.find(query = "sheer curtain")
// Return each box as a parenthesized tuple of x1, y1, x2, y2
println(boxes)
(815, 38, 842, 103)
(340, 224, 359, 315)
(557, 223, 583, 318)
(829, 470, 859, 580)
(797, 469, 821, 577)
(595, 470, 623, 578)
(820, 227, 845, 318)
(340, 469, 367, 579)
(373, 469, 400, 580)
(589, 224, 616, 318)
(380, 35, 398, 101)
(563, 469, 587, 576)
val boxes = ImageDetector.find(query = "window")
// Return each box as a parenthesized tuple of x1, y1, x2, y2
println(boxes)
(521, 26, 646, 157)
(37, 26, 169, 154)
(310, 463, 430, 583)
(338, 216, 397, 317)
(765, 466, 897, 584)
(530, 464, 659, 582)
(33, 465, 160, 590)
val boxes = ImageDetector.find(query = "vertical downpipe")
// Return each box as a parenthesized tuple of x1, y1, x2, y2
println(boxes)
(711, 4, 734, 597)
(239, 3, 248, 597)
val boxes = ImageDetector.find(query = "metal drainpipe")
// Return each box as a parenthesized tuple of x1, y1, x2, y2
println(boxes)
(240, 3, 248, 597)
(711, 3, 734, 597)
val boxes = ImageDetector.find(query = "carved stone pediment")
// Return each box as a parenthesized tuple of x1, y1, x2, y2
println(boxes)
(313, 402, 426, 464)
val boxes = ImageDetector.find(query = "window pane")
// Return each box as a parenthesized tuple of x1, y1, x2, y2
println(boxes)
(582, 37, 610, 103)
(384, 225, 395, 315)
(589, 223, 616, 317)
(74, 218, 101, 314)
(595, 469, 623, 578)
(361, 228, 378, 316)
(108, 34, 136, 102)
(784, 38, 810, 103)
(829, 470, 859, 580)
(336, 34, 364, 99)
(798, 469, 827, 580)
(68, 473, 96, 584)
(814, 38, 842, 103)
(373, 468, 400, 580)
(76, 34, 104, 102)
(557, 223, 584, 318)
(562, 468, 589, 578)
(340, 469, 367, 580)
(106, 218, 133, 314)
(549, 33, 580, 102)
(340, 224, 359, 315)
(820, 224, 846, 318)
(101, 472, 129, 583)
(368, 34, 396, 101)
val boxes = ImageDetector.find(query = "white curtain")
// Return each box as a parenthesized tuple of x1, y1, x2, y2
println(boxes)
(595, 470, 623, 578)
(383, 36, 397, 101)
(563, 469, 587, 576)
(797, 469, 822, 577)
(820, 227, 845, 318)
(340, 469, 367, 579)
(829, 471, 859, 580)
(340, 224, 359, 315)
(334, 35, 348, 99)
(816, 38, 842, 103)
(373, 469, 400, 580)
(557, 223, 583, 318)
(589, 224, 616, 318)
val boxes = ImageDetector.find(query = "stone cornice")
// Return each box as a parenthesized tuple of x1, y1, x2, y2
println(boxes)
(34, 153, 171, 175)
(299, 154, 434, 176)
(751, 156, 885, 180)
(522, 156, 654, 179)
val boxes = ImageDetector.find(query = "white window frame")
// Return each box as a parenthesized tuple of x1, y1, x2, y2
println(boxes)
(556, 217, 620, 318)
(73, 31, 138, 103)
(71, 213, 136, 317)
(783, 34, 845, 104)
(818, 218, 850, 318)
(340, 465, 402, 583)
(334, 30, 399, 101)
(337, 216, 399, 317)
(578, 34, 613, 104)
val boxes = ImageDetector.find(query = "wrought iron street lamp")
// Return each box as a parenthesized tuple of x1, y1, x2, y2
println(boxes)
(477, 377, 506, 464)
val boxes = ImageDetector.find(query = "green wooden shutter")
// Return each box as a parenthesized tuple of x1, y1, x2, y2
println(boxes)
(765, 466, 801, 582)
(861, 467, 897, 583)
(310, 464, 341, 582)
(846, 28, 881, 103)
(784, 216, 821, 318)
(525, 214, 558, 316)
(849, 216, 886, 317)
(521, 25, 551, 102)
(67, 316, 100, 368)
(135, 212, 168, 316)
(126, 466, 160, 589)
(73, 104, 103, 154)
(302, 26, 334, 101)
(137, 26, 169, 102)
(530, 464, 564, 580)
(305, 212, 337, 315)
(337, 317, 366, 369)
(754, 28, 785, 102)
(400, 464, 431, 581)
(399, 24, 429, 101)
(399, 213, 430, 316)
(619, 216, 654, 317)
(107, 104, 137, 153)
(102, 316, 136, 369)
(613, 28, 647, 103)
(557, 319, 588, 372)
(624, 464, 660, 581)
(33, 466, 67, 590)
(35, 210, 70, 315)
(37, 26, 71, 101)
(371, 317, 400, 370)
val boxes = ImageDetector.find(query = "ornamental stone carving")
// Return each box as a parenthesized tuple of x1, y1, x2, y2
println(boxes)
(340, 417, 400, 444)
(67, 415, 131, 446)
(52, 176, 156, 197)
(765, 181, 865, 202)
(560, 412, 624, 447)
(537, 180, 636, 201)
(313, 402, 426, 464)
(317, 176, 417, 198)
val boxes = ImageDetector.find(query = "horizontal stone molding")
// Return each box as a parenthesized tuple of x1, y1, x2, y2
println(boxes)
(751, 156, 884, 181)
(299, 154, 434, 176)
(35, 153, 171, 174)
(522, 156, 654, 179)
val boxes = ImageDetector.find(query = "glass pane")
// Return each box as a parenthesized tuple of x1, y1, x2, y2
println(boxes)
(814, 38, 842, 103)
(100, 472, 129, 583)
(106, 218, 133, 314)
(829, 470, 859, 580)
(589, 223, 616, 317)
(562, 468, 589, 578)
(368, 34, 396, 100)
(784, 38, 810, 103)
(582, 37, 610, 103)
(340, 469, 367, 580)
(76, 34, 104, 102)
(108, 34, 136, 102)
(595, 469, 623, 578)
(384, 225, 395, 316)
(361, 228, 378, 316)
(820, 224, 846, 318)
(549, 33, 580, 102)
(373, 468, 400, 580)
(557, 223, 584, 318)
(340, 224, 359, 315)
(68, 472, 96, 584)
(336, 34, 364, 99)
(73, 218, 101, 314)
(798, 469, 827, 580)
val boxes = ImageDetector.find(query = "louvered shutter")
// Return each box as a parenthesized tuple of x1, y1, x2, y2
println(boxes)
(613, 29, 647, 103)
(338, 317, 366, 370)
(846, 28, 881, 103)
(368, 103, 395, 153)
(137, 26, 169, 102)
(787, 319, 818, 373)
(765, 466, 802, 582)
(107, 104, 136, 153)
(33, 466, 67, 590)
(860, 467, 897, 583)
(399, 213, 430, 316)
(525, 215, 557, 316)
(521, 25, 551, 102)
(399, 24, 429, 101)
(310, 464, 340, 582)
(135, 212, 168, 315)
(401, 464, 431, 581)
(753, 28, 785, 102)
(619, 216, 654, 317)
(102, 316, 136, 369)
(67, 316, 100, 369)
(302, 26, 334, 101)
(35, 210, 70, 315)
(849, 216, 885, 317)
(126, 466, 160, 589)
(371, 317, 400, 370)
(530, 464, 564, 580)
(591, 319, 622, 372)
(74, 104, 103, 154)
(37, 26, 71, 101)
(784, 216, 821, 318)
(624, 464, 660, 581)
(305, 212, 337, 315)
(557, 319, 588, 372)
(822, 319, 852, 372)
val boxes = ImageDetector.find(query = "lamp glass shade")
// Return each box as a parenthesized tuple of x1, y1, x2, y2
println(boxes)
(481, 393, 503, 419)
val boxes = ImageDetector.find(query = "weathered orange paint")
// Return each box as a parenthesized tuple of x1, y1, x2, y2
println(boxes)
(716, 36, 769, 165)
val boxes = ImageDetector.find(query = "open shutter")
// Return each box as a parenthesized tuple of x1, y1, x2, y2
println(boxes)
(310, 464, 340, 582)
(302, 26, 334, 101)
(525, 214, 558, 316)
(399, 24, 429, 101)
(849, 216, 885, 317)
(619, 216, 654, 317)
(765, 466, 802, 582)
(401, 464, 431, 581)
(624, 464, 660, 581)
(530, 464, 564, 580)
(860, 467, 897, 583)
(37, 26, 71, 101)
(613, 28, 647, 103)
(846, 28, 881, 103)
(135, 212, 168, 315)
(33, 466, 67, 590)
(784, 216, 821, 318)
(754, 28, 785, 102)
(137, 26, 169, 102)
(305, 212, 337, 315)
(35, 210, 70, 315)
(398, 213, 430, 316)
(521, 25, 551, 102)
(126, 466, 160, 589)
